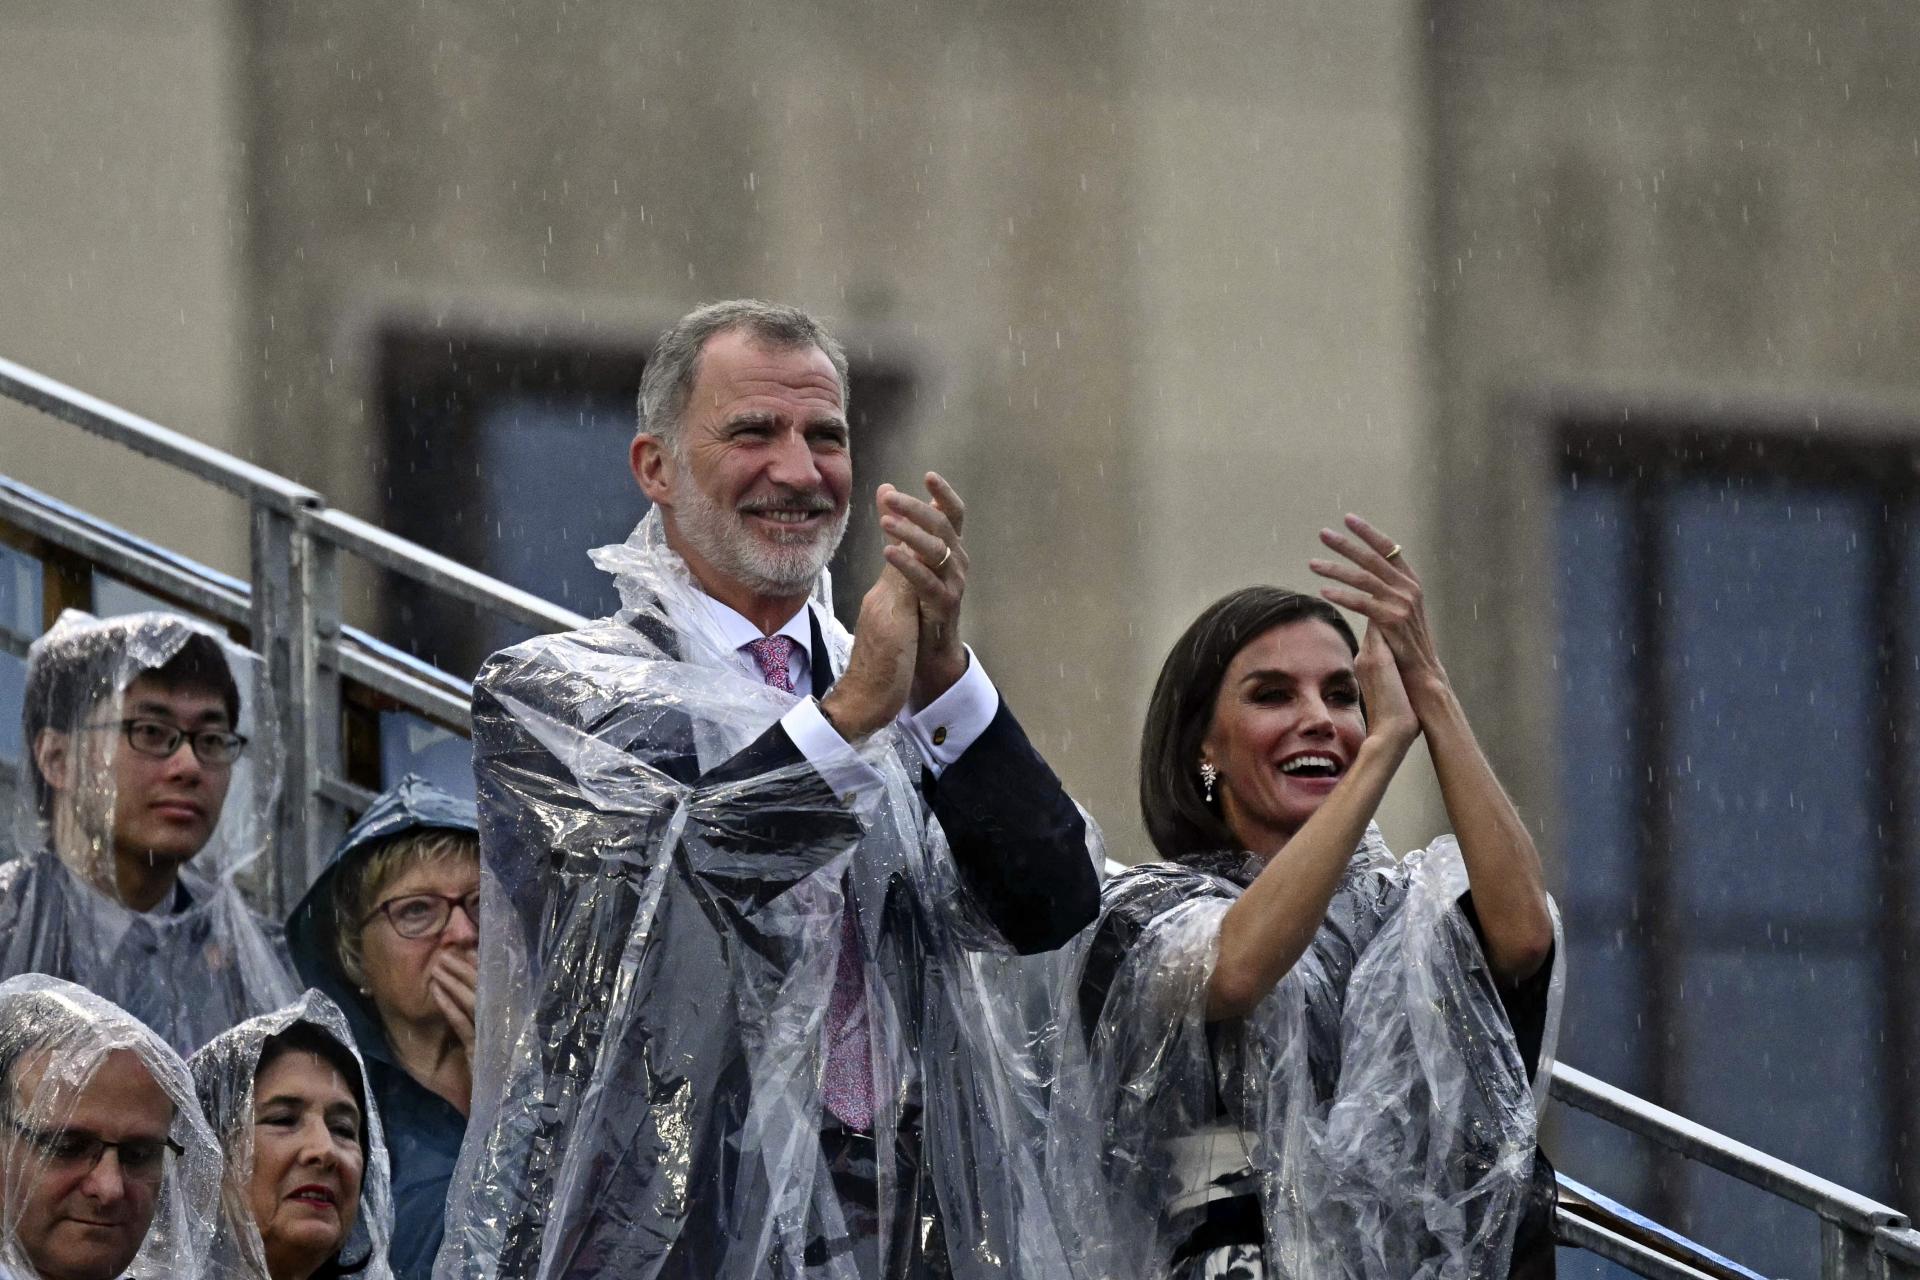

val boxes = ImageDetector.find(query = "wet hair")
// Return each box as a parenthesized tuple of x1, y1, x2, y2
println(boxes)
(1139, 587, 1359, 861)
(636, 299, 850, 449)
(332, 828, 481, 989)
(21, 622, 241, 819)
(251, 1022, 373, 1279)
(0, 992, 94, 1112)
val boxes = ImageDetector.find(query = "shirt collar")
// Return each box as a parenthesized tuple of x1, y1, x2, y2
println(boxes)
(696, 593, 815, 657)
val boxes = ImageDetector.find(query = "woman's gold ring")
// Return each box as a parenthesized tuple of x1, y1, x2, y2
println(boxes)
(1384, 544, 1403, 561)
(936, 544, 954, 569)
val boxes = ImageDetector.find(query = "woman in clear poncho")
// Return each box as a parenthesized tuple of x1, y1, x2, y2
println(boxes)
(1, 610, 298, 1054)
(0, 974, 222, 1280)
(1049, 518, 1563, 1280)
(188, 991, 393, 1280)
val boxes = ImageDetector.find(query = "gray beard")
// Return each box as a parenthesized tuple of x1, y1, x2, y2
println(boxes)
(670, 474, 848, 597)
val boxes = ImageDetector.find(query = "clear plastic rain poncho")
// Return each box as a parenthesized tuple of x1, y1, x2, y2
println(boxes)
(0, 974, 223, 1280)
(1047, 825, 1564, 1280)
(436, 509, 1097, 1280)
(188, 990, 394, 1280)
(0, 610, 298, 1054)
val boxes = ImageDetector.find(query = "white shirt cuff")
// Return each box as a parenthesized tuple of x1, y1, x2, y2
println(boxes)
(780, 698, 887, 809)
(902, 647, 999, 777)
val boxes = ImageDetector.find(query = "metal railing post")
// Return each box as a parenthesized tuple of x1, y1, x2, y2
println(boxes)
(1875, 1224, 1920, 1279)
(1826, 1217, 1876, 1279)
(300, 508, 347, 897)
(249, 494, 335, 915)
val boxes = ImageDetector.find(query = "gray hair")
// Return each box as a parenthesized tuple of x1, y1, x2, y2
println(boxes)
(636, 299, 850, 448)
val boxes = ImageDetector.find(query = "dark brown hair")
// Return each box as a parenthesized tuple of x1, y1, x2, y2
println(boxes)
(1139, 587, 1358, 860)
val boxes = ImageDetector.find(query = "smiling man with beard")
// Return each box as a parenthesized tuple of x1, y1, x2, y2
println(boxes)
(438, 299, 1101, 1280)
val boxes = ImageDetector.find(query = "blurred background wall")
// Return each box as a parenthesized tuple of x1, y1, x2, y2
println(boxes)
(0, 0, 248, 575)
(3, 1, 1919, 1273)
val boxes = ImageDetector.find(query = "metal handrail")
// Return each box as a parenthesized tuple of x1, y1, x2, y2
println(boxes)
(0, 355, 316, 512)
(1, 354, 584, 905)
(1551, 1063, 1905, 1235)
(313, 507, 586, 636)
(0, 353, 589, 637)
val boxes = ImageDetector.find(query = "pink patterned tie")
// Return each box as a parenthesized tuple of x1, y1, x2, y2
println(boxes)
(741, 633, 875, 1131)
(744, 634, 799, 693)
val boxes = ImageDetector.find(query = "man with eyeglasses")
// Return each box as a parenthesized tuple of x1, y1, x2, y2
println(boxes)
(0, 974, 221, 1280)
(0, 611, 298, 1054)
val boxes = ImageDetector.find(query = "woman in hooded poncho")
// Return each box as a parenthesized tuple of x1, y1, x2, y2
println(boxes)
(1049, 518, 1563, 1279)
(188, 991, 393, 1280)
(286, 776, 477, 1280)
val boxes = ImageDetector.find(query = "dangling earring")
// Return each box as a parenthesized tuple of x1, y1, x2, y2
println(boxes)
(1199, 761, 1218, 803)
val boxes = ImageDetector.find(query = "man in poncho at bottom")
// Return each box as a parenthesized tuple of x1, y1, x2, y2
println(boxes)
(0, 974, 222, 1280)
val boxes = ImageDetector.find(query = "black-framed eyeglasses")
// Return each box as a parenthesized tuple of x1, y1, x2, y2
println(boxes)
(81, 718, 248, 766)
(362, 891, 481, 940)
(5, 1116, 183, 1187)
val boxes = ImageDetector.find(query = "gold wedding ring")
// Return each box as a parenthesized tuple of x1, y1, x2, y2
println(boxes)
(936, 544, 954, 569)
(1384, 544, 1403, 561)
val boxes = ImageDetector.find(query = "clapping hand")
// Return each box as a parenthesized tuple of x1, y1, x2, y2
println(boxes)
(1309, 514, 1448, 714)
(821, 493, 922, 741)
(878, 473, 969, 709)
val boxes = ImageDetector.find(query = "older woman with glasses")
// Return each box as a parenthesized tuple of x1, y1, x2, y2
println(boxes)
(189, 991, 391, 1280)
(286, 778, 478, 1280)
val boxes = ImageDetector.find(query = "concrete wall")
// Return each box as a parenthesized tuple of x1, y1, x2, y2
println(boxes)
(0, 0, 248, 579)
(1425, 0, 1920, 1252)
(1427, 1, 1920, 839)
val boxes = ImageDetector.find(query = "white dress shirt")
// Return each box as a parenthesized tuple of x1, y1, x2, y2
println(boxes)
(687, 592, 1000, 805)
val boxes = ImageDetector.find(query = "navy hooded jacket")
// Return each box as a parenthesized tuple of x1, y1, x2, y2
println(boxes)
(287, 775, 477, 1280)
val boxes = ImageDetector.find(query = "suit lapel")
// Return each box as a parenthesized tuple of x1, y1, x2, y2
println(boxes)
(808, 605, 835, 699)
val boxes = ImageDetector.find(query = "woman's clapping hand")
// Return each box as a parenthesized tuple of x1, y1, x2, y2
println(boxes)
(1355, 623, 1420, 749)
(1309, 513, 1448, 717)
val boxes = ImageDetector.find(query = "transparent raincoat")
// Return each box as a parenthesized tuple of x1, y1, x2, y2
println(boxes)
(188, 989, 394, 1280)
(0, 973, 223, 1280)
(436, 510, 1098, 1280)
(0, 610, 299, 1054)
(1048, 826, 1564, 1280)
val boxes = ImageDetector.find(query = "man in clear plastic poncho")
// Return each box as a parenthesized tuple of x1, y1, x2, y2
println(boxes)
(0, 974, 223, 1280)
(437, 300, 1101, 1280)
(189, 990, 393, 1280)
(1, 611, 299, 1054)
